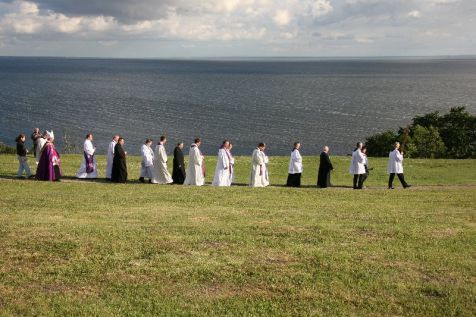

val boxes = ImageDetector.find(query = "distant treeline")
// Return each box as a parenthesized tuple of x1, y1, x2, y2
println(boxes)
(0, 142, 16, 154)
(365, 107, 476, 159)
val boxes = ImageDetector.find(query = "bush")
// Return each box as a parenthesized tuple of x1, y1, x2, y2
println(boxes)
(0, 142, 16, 155)
(365, 107, 475, 158)
(365, 130, 398, 157)
(410, 125, 446, 158)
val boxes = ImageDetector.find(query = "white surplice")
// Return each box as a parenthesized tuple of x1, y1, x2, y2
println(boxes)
(250, 148, 269, 187)
(184, 144, 204, 186)
(36, 137, 47, 164)
(288, 149, 303, 174)
(154, 143, 173, 184)
(349, 149, 366, 175)
(387, 149, 404, 174)
(227, 149, 235, 184)
(76, 139, 98, 178)
(106, 140, 116, 179)
(140, 144, 157, 182)
(212, 147, 231, 186)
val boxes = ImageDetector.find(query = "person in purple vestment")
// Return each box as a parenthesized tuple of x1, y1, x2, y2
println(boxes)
(36, 130, 62, 181)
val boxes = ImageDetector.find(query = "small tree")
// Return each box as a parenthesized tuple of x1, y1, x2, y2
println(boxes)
(439, 107, 476, 158)
(62, 128, 80, 154)
(411, 125, 446, 158)
(365, 130, 399, 157)
(412, 111, 441, 130)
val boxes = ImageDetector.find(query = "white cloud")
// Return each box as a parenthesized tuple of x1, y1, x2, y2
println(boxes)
(407, 10, 421, 18)
(274, 9, 291, 27)
(0, 0, 474, 57)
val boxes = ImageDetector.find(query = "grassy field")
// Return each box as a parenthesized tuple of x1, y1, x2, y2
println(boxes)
(0, 154, 475, 316)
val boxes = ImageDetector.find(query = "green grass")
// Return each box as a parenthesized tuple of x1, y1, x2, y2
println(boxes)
(0, 154, 475, 316)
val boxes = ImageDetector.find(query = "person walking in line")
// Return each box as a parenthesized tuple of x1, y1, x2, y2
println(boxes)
(349, 142, 366, 189)
(140, 138, 158, 184)
(227, 142, 235, 185)
(360, 146, 370, 187)
(36, 130, 62, 181)
(317, 145, 333, 188)
(106, 135, 120, 180)
(250, 142, 269, 187)
(111, 137, 128, 183)
(154, 136, 173, 184)
(16, 134, 32, 179)
(172, 142, 186, 184)
(76, 133, 98, 179)
(388, 142, 411, 189)
(184, 138, 205, 186)
(286, 142, 303, 187)
(212, 140, 231, 186)
(35, 132, 47, 165)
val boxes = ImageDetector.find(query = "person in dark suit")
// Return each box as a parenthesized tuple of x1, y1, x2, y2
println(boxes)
(172, 142, 186, 184)
(317, 145, 333, 188)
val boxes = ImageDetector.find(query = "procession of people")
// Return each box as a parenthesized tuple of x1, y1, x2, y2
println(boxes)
(13, 128, 412, 189)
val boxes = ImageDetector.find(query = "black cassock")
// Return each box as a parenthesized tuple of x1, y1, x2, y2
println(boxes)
(172, 146, 186, 184)
(111, 143, 127, 183)
(317, 151, 333, 188)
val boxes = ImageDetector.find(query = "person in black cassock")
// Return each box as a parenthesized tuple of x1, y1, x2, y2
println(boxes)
(172, 142, 186, 184)
(317, 145, 333, 188)
(111, 137, 128, 183)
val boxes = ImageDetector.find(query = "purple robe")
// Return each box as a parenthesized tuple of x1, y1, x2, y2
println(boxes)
(36, 142, 62, 181)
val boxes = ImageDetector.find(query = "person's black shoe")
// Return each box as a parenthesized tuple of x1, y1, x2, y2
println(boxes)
(139, 177, 145, 183)
(404, 184, 412, 189)
(388, 187, 395, 189)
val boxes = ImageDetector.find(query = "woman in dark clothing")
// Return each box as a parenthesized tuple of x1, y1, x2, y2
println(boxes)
(172, 142, 186, 184)
(16, 134, 32, 178)
(317, 145, 333, 188)
(111, 138, 128, 183)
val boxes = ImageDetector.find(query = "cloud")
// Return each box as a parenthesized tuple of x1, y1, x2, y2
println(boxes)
(0, 0, 474, 57)
(274, 9, 291, 27)
(407, 10, 421, 18)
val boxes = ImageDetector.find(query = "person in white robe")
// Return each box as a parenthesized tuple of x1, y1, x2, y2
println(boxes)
(388, 142, 411, 189)
(35, 133, 47, 165)
(212, 140, 231, 186)
(154, 136, 173, 184)
(139, 138, 158, 183)
(106, 135, 119, 180)
(286, 142, 303, 187)
(250, 142, 269, 187)
(227, 142, 235, 185)
(184, 138, 205, 186)
(349, 142, 366, 189)
(76, 133, 98, 179)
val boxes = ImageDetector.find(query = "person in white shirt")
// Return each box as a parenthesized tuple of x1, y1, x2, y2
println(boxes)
(76, 133, 98, 179)
(139, 138, 158, 184)
(388, 142, 411, 189)
(154, 136, 173, 184)
(250, 142, 269, 187)
(286, 142, 303, 187)
(361, 146, 370, 186)
(184, 138, 205, 186)
(212, 140, 231, 186)
(106, 135, 119, 180)
(349, 142, 366, 189)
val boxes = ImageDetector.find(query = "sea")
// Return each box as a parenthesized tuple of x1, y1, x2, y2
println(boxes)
(1, 56, 475, 156)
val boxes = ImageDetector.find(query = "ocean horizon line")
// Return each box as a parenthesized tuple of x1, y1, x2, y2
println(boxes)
(1, 54, 475, 62)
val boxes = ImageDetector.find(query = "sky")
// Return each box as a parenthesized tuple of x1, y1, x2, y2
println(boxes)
(0, 0, 474, 58)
